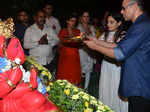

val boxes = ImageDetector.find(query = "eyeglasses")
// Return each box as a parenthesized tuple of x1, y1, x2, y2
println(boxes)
(121, 1, 136, 10)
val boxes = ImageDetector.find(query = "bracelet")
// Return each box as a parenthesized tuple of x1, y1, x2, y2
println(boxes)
(7, 79, 16, 88)
(27, 83, 35, 90)
(28, 83, 32, 88)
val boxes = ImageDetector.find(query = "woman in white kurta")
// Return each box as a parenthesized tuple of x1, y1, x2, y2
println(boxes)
(77, 11, 96, 89)
(99, 12, 128, 112)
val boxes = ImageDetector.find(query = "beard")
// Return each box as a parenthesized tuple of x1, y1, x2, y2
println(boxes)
(39, 20, 45, 26)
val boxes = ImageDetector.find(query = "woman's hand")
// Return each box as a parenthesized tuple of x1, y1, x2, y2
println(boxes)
(83, 36, 98, 50)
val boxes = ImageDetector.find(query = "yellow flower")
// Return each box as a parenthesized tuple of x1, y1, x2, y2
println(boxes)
(57, 80, 65, 85)
(84, 108, 93, 112)
(41, 71, 49, 76)
(97, 105, 105, 111)
(104, 105, 112, 111)
(96, 110, 101, 112)
(72, 94, 79, 100)
(49, 82, 53, 86)
(41, 70, 52, 80)
(90, 99, 97, 105)
(59, 82, 65, 86)
(38, 66, 43, 70)
(97, 101, 103, 105)
(57, 80, 63, 83)
(91, 96, 96, 100)
(73, 87, 78, 92)
(82, 94, 89, 101)
(63, 80, 68, 83)
(46, 86, 50, 91)
(85, 101, 89, 107)
(65, 84, 71, 88)
(78, 91, 84, 95)
(47, 72, 52, 79)
(64, 89, 70, 96)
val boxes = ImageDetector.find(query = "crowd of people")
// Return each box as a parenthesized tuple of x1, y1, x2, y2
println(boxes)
(6, 0, 150, 112)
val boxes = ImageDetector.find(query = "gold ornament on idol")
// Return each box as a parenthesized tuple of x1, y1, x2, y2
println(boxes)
(0, 18, 14, 38)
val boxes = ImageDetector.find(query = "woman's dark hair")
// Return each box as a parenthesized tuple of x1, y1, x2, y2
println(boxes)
(63, 13, 78, 28)
(65, 13, 77, 21)
(79, 10, 90, 17)
(78, 10, 92, 24)
(104, 11, 126, 42)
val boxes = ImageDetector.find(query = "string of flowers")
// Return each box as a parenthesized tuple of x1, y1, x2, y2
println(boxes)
(46, 80, 114, 112)
(23, 56, 113, 112)
(23, 56, 52, 82)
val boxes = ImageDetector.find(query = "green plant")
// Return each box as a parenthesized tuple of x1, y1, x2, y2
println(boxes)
(47, 80, 114, 112)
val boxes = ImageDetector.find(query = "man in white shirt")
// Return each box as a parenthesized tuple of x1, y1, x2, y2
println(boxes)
(24, 10, 59, 67)
(43, 3, 61, 35)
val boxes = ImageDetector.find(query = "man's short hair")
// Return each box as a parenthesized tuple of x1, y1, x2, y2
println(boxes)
(131, 0, 145, 11)
(35, 10, 45, 17)
(17, 9, 28, 16)
(44, 2, 53, 8)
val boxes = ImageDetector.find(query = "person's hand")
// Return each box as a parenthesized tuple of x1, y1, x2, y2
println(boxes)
(86, 36, 104, 45)
(86, 36, 98, 41)
(39, 34, 48, 45)
(84, 36, 99, 43)
(83, 37, 98, 50)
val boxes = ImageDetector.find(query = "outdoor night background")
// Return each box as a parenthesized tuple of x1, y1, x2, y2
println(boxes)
(0, 0, 149, 24)
(0, 0, 122, 19)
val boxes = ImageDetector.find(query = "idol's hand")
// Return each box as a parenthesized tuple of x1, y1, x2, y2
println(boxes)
(30, 66, 38, 89)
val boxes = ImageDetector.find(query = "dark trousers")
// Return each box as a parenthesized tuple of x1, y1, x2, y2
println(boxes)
(128, 96, 150, 112)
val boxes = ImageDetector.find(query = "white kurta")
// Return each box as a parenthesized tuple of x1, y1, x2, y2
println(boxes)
(45, 16, 61, 35)
(99, 32, 128, 112)
(24, 24, 59, 65)
(77, 24, 96, 89)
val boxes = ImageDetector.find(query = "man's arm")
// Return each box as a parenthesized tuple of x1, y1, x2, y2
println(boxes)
(54, 19, 61, 35)
(47, 28, 59, 47)
(84, 39, 116, 59)
(96, 40, 117, 48)
(84, 24, 149, 61)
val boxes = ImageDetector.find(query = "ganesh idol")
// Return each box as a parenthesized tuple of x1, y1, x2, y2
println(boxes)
(0, 18, 57, 112)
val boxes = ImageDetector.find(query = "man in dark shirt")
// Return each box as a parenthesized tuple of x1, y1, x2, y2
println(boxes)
(84, 0, 150, 112)
(14, 10, 30, 55)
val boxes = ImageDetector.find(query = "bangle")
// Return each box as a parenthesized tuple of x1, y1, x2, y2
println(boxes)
(28, 83, 32, 88)
(7, 80, 16, 88)
(28, 83, 35, 90)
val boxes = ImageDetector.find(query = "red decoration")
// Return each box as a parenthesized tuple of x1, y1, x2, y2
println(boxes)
(0, 37, 57, 112)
